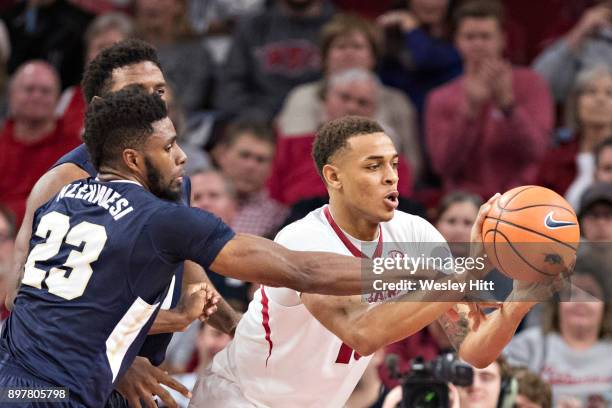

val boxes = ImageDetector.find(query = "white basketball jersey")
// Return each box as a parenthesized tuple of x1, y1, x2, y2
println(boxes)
(209, 206, 447, 408)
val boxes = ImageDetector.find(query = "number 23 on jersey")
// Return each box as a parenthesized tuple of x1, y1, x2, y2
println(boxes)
(22, 211, 107, 300)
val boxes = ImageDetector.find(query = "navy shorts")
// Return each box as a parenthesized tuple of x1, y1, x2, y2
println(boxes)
(0, 351, 84, 408)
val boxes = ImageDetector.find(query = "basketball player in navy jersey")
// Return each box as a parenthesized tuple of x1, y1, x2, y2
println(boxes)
(0, 86, 400, 407)
(4, 39, 232, 407)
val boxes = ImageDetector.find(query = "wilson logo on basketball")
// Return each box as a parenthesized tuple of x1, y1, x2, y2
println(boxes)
(544, 211, 577, 229)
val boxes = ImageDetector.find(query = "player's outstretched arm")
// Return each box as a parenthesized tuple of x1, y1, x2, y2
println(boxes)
(6, 163, 89, 309)
(210, 233, 369, 296)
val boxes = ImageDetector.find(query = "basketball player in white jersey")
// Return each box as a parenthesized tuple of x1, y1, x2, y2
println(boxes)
(189, 116, 542, 408)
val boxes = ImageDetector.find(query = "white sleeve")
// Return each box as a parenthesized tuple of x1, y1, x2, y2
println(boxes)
(413, 216, 454, 275)
(265, 223, 328, 306)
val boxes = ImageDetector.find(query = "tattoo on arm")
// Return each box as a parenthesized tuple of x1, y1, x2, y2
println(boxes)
(438, 309, 470, 351)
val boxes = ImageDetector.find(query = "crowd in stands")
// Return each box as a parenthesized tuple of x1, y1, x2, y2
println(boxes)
(0, 0, 611, 407)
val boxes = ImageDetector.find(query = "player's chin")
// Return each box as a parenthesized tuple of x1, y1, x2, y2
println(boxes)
(375, 205, 395, 222)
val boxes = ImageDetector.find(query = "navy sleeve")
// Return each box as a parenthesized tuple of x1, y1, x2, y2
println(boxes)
(52, 144, 97, 177)
(147, 205, 235, 270)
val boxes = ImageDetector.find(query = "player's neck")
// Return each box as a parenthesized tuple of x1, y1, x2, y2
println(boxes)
(97, 168, 146, 187)
(328, 199, 379, 242)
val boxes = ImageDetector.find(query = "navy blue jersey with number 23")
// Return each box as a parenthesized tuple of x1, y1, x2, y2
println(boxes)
(1, 175, 234, 406)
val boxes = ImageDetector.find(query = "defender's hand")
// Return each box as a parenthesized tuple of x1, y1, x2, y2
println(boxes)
(115, 356, 190, 408)
(178, 282, 219, 324)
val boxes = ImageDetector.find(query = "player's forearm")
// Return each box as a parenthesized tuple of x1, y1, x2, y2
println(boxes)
(295, 251, 370, 295)
(458, 301, 533, 368)
(350, 300, 457, 356)
(206, 296, 241, 336)
(344, 274, 466, 356)
(149, 309, 192, 334)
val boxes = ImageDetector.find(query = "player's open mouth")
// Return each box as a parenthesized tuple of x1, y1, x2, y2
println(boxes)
(383, 191, 399, 210)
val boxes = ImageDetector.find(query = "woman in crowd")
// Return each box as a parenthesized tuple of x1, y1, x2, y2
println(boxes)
(537, 64, 612, 209)
(504, 260, 612, 407)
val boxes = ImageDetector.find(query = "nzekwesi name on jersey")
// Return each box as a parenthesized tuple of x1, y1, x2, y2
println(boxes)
(56, 180, 134, 221)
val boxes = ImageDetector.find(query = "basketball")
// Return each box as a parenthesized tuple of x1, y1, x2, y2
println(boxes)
(482, 186, 580, 282)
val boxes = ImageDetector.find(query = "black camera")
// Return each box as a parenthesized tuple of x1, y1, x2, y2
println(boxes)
(396, 353, 473, 408)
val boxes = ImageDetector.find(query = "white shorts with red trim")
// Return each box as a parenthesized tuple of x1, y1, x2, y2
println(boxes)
(188, 367, 257, 408)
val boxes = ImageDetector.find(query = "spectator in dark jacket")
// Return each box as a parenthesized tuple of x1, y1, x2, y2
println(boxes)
(215, 0, 334, 121)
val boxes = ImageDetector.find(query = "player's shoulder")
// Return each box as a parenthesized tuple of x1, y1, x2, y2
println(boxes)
(385, 210, 445, 242)
(274, 206, 334, 250)
(53, 143, 97, 177)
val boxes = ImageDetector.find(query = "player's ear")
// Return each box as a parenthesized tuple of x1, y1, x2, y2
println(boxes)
(122, 148, 143, 173)
(322, 164, 341, 189)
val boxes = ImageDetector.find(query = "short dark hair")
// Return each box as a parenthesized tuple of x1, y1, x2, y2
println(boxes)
(312, 116, 384, 177)
(452, 0, 504, 33)
(221, 120, 276, 147)
(595, 136, 612, 167)
(81, 39, 162, 103)
(84, 85, 168, 170)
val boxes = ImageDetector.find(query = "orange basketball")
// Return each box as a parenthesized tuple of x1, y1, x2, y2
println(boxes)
(482, 186, 580, 282)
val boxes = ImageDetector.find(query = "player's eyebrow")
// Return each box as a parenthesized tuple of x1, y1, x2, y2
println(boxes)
(364, 154, 399, 161)
(164, 135, 178, 145)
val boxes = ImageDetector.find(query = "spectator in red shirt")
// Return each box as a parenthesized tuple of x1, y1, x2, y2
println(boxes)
(425, 0, 554, 200)
(56, 12, 134, 138)
(0, 61, 81, 226)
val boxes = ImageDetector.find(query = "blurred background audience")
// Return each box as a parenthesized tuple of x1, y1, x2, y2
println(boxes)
(278, 13, 422, 179)
(537, 65, 612, 208)
(425, 0, 553, 200)
(0, 60, 80, 225)
(504, 260, 612, 407)
(215, 0, 333, 122)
